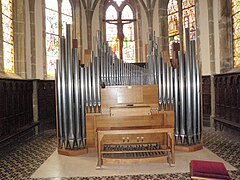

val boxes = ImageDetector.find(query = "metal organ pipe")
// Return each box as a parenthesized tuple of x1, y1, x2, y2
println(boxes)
(185, 28, 193, 144)
(73, 43, 81, 147)
(66, 25, 75, 149)
(56, 60, 63, 147)
(178, 51, 186, 143)
(55, 29, 202, 150)
(60, 37, 68, 148)
(191, 40, 197, 143)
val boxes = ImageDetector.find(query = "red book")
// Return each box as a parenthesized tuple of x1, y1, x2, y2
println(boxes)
(191, 160, 231, 180)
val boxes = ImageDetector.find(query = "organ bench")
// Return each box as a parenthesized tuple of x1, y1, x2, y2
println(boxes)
(96, 126, 175, 168)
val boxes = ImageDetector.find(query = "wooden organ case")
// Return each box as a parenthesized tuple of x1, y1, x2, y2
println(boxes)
(86, 85, 175, 168)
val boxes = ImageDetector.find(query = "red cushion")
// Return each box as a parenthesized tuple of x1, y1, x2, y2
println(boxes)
(191, 160, 230, 179)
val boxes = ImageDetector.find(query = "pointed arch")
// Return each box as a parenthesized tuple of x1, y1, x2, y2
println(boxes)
(104, 0, 136, 62)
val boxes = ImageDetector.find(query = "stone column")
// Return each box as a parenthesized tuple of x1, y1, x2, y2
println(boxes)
(219, 0, 232, 73)
(72, 0, 83, 64)
(158, 0, 169, 52)
(29, 0, 36, 79)
(207, 0, 216, 127)
(14, 0, 26, 78)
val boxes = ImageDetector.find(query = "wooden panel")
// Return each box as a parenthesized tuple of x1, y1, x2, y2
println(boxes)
(214, 73, 240, 131)
(202, 76, 211, 127)
(0, 79, 34, 143)
(101, 85, 158, 115)
(37, 80, 56, 132)
(110, 106, 151, 117)
(117, 86, 143, 104)
(86, 114, 95, 148)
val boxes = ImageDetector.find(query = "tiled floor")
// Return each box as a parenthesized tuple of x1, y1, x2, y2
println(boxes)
(0, 128, 239, 180)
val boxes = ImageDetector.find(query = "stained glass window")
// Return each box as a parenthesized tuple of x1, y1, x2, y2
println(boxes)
(46, 0, 59, 76)
(61, 0, 72, 37)
(2, 0, 14, 73)
(105, 1, 136, 62)
(45, 0, 72, 77)
(168, 0, 196, 57)
(168, 0, 179, 57)
(232, 0, 240, 67)
(182, 0, 196, 40)
(122, 5, 135, 62)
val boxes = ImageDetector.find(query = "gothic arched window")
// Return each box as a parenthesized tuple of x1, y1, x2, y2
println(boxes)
(232, 0, 240, 67)
(1, 0, 14, 73)
(168, 0, 179, 56)
(168, 0, 196, 56)
(45, 0, 72, 77)
(182, 0, 196, 40)
(104, 0, 136, 62)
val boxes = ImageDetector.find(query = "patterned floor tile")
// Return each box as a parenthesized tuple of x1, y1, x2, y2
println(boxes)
(0, 128, 239, 180)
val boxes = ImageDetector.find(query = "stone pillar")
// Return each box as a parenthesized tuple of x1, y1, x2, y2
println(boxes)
(158, 0, 169, 52)
(72, 0, 83, 64)
(219, 0, 232, 73)
(135, 2, 142, 63)
(29, 0, 36, 79)
(14, 0, 26, 78)
(207, 0, 216, 127)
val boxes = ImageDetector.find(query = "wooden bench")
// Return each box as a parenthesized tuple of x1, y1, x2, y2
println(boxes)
(0, 121, 39, 145)
(214, 117, 240, 131)
(96, 126, 175, 169)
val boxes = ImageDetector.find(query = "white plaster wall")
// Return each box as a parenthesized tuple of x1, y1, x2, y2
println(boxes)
(198, 0, 211, 75)
(35, 0, 44, 79)
(213, 0, 220, 74)
(81, 2, 88, 61)
(25, 0, 31, 79)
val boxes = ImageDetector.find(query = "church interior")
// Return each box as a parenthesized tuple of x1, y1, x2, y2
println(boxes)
(0, 0, 240, 179)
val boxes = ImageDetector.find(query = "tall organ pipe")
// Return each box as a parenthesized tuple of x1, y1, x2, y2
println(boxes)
(80, 67, 86, 146)
(73, 44, 81, 147)
(185, 28, 193, 144)
(196, 58, 201, 142)
(162, 53, 166, 110)
(191, 40, 197, 143)
(56, 60, 63, 147)
(174, 67, 179, 142)
(166, 63, 170, 110)
(92, 55, 97, 111)
(170, 66, 174, 110)
(157, 56, 162, 110)
(66, 24, 75, 149)
(60, 37, 68, 148)
(179, 51, 186, 143)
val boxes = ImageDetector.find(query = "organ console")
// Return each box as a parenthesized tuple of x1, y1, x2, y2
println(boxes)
(55, 25, 202, 166)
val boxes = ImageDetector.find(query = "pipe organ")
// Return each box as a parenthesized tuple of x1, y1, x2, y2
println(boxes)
(55, 24, 202, 160)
